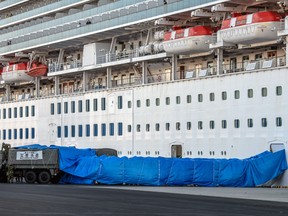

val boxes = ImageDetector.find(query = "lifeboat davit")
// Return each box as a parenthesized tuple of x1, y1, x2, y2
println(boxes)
(2, 62, 34, 83)
(162, 26, 214, 54)
(217, 11, 282, 45)
(26, 62, 48, 77)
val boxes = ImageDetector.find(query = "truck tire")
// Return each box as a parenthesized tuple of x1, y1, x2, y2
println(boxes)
(38, 171, 51, 184)
(24, 171, 37, 184)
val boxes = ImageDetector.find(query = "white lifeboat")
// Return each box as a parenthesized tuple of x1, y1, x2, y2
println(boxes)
(217, 11, 282, 45)
(162, 26, 214, 54)
(2, 62, 34, 83)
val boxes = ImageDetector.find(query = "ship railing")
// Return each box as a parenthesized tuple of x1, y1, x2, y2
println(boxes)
(48, 60, 82, 73)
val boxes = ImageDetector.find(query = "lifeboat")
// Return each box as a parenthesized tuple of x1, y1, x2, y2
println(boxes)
(217, 11, 282, 45)
(2, 62, 34, 83)
(162, 26, 214, 54)
(0, 67, 3, 81)
(26, 62, 48, 77)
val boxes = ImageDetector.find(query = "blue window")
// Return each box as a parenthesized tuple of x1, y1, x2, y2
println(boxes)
(118, 96, 123, 109)
(93, 99, 98, 111)
(31, 105, 35, 117)
(64, 126, 68, 138)
(78, 100, 82, 113)
(14, 129, 17, 139)
(86, 124, 90, 137)
(8, 129, 12, 140)
(78, 125, 83, 137)
(57, 126, 61, 138)
(86, 99, 90, 112)
(101, 98, 106, 110)
(93, 124, 98, 136)
(50, 103, 55, 115)
(25, 128, 29, 139)
(57, 103, 61, 114)
(19, 107, 23, 118)
(101, 124, 106, 136)
(3, 109, 6, 119)
(71, 101, 75, 113)
(118, 122, 123, 136)
(14, 107, 17, 118)
(31, 128, 35, 139)
(64, 102, 68, 114)
(71, 125, 75, 137)
(19, 129, 23, 139)
(3, 130, 6, 140)
(25, 106, 29, 117)
(109, 123, 114, 136)
(8, 108, 11, 118)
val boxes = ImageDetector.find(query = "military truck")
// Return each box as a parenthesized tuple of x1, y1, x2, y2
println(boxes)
(0, 143, 59, 184)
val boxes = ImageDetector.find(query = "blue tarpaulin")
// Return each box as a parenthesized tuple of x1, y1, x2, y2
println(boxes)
(17, 145, 287, 187)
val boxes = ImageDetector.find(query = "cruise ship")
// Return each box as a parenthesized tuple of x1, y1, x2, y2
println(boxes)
(0, 0, 288, 185)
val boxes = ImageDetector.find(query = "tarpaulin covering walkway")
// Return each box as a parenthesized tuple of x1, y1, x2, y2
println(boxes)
(17, 145, 287, 187)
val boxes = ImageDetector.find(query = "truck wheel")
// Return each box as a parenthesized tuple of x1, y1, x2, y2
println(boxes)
(24, 171, 37, 184)
(38, 171, 51, 184)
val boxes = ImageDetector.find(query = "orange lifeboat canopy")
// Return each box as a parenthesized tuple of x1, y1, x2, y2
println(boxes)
(3, 62, 27, 72)
(164, 26, 213, 41)
(26, 63, 48, 77)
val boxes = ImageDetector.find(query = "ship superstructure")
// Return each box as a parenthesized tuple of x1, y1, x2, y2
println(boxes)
(0, 0, 288, 185)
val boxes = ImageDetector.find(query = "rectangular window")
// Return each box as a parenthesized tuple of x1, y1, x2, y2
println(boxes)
(3, 109, 6, 119)
(276, 117, 282, 127)
(248, 89, 253, 98)
(86, 124, 90, 137)
(57, 126, 61, 138)
(137, 100, 141, 107)
(101, 98, 106, 110)
(93, 99, 98, 111)
(118, 123, 123, 136)
(78, 100, 83, 113)
(25, 128, 29, 139)
(137, 124, 141, 132)
(128, 101, 132, 109)
(261, 118, 267, 127)
(14, 107, 17, 118)
(57, 103, 61, 114)
(50, 103, 55, 115)
(19, 107, 23, 118)
(176, 122, 180, 130)
(155, 123, 160, 131)
(86, 99, 90, 112)
(234, 119, 240, 128)
(156, 98, 160, 106)
(198, 94, 203, 102)
(210, 120, 215, 129)
(209, 93, 215, 102)
(31, 128, 35, 139)
(118, 96, 123, 109)
(71, 101, 75, 113)
(166, 97, 170, 105)
(187, 95, 192, 103)
(64, 102, 68, 114)
(31, 105, 35, 117)
(8, 108, 11, 119)
(146, 124, 150, 132)
(276, 86, 282, 96)
(146, 99, 150, 107)
(64, 126, 68, 138)
(222, 91, 227, 100)
(19, 129, 23, 139)
(8, 129, 11, 140)
(222, 120, 227, 129)
(247, 119, 253, 128)
(93, 124, 98, 136)
(165, 123, 170, 131)
(127, 125, 132, 132)
(25, 106, 29, 117)
(234, 90, 240, 99)
(198, 121, 203, 130)
(14, 129, 17, 139)
(78, 125, 83, 137)
(261, 87, 267, 97)
(71, 125, 75, 137)
(109, 123, 114, 136)
(3, 130, 6, 140)
(176, 96, 181, 104)
(101, 124, 106, 136)
(187, 122, 191, 130)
